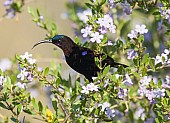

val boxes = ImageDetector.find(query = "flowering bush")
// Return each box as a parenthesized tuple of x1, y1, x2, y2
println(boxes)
(1, 0, 170, 122)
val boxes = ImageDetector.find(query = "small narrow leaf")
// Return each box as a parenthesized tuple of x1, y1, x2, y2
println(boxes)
(11, 117, 18, 122)
(32, 98, 38, 111)
(38, 101, 43, 112)
(44, 67, 49, 76)
(85, 3, 93, 8)
(133, 72, 140, 78)
(17, 104, 22, 115)
(141, 53, 149, 65)
(150, 58, 155, 71)
(166, 90, 170, 97)
(52, 99, 58, 111)
(103, 65, 110, 76)
(0, 102, 8, 109)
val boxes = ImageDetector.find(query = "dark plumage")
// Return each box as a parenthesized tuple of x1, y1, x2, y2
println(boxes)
(33, 35, 128, 82)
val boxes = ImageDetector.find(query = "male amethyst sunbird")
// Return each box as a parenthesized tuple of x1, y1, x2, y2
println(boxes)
(32, 35, 128, 82)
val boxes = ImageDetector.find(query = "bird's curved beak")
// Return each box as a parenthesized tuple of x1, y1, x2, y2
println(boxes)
(32, 39, 52, 49)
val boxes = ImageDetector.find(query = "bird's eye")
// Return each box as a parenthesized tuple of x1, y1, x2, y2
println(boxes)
(58, 39, 61, 42)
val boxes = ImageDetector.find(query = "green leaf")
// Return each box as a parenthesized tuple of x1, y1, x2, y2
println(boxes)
(138, 35, 144, 43)
(70, 94, 77, 102)
(142, 67, 147, 76)
(11, 117, 18, 122)
(0, 102, 8, 109)
(101, 54, 107, 61)
(95, 57, 101, 69)
(36, 9, 40, 17)
(133, 72, 140, 78)
(38, 101, 43, 112)
(32, 98, 38, 111)
(128, 109, 134, 122)
(166, 90, 170, 97)
(152, 11, 160, 15)
(17, 104, 22, 115)
(100, 0, 106, 6)
(27, 7, 35, 16)
(133, 58, 139, 66)
(44, 67, 49, 76)
(6, 76, 11, 88)
(74, 36, 82, 45)
(85, 3, 93, 8)
(51, 22, 57, 30)
(150, 58, 155, 71)
(158, 79, 162, 87)
(141, 53, 149, 65)
(52, 99, 58, 111)
(23, 108, 33, 115)
(103, 65, 110, 76)
(155, 118, 159, 123)
(15, 54, 21, 60)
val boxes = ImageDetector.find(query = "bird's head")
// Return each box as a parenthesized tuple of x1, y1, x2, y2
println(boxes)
(32, 35, 76, 50)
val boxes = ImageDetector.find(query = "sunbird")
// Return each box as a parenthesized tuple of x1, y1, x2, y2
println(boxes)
(33, 35, 127, 82)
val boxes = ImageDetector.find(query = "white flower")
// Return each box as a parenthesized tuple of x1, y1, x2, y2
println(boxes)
(96, 14, 116, 34)
(127, 49, 138, 60)
(140, 76, 152, 86)
(123, 74, 133, 86)
(154, 88, 165, 98)
(103, 14, 113, 24)
(145, 90, 156, 101)
(107, 41, 113, 46)
(28, 58, 36, 65)
(20, 52, 32, 60)
(117, 88, 128, 98)
(127, 30, 137, 39)
(27, 73, 34, 82)
(81, 86, 89, 94)
(115, 74, 121, 79)
(77, 9, 92, 23)
(105, 107, 115, 119)
(90, 32, 103, 43)
(154, 55, 162, 65)
(164, 49, 170, 55)
(81, 83, 98, 94)
(109, 24, 116, 33)
(17, 68, 28, 81)
(87, 83, 98, 92)
(135, 24, 148, 34)
(134, 107, 145, 120)
(15, 82, 26, 89)
(98, 102, 110, 112)
(161, 9, 170, 22)
(81, 25, 93, 38)
(154, 49, 170, 65)
(138, 86, 147, 96)
(121, 2, 132, 15)
(0, 58, 12, 72)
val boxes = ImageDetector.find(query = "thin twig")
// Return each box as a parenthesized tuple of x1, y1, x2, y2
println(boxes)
(5, 101, 16, 116)
(62, 112, 71, 123)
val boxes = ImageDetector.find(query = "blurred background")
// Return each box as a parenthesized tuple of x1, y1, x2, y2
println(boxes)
(0, 0, 73, 61)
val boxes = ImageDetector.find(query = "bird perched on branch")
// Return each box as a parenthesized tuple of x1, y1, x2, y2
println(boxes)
(32, 35, 128, 82)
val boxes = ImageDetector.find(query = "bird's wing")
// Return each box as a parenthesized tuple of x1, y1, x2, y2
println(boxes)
(65, 47, 99, 79)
